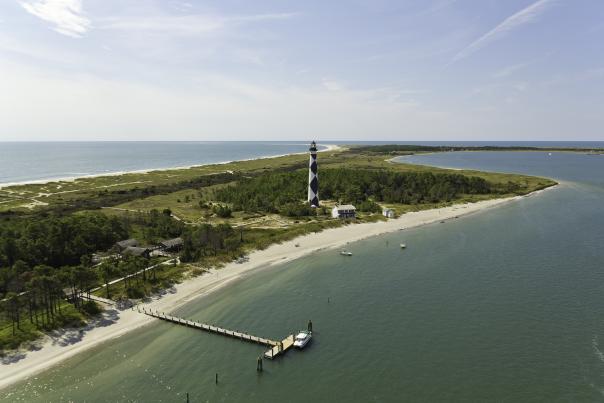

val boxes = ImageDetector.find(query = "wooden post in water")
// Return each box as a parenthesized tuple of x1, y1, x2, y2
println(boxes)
(308, 320, 313, 332)
(257, 356, 263, 372)
(215, 373, 218, 384)
(186, 392, 189, 403)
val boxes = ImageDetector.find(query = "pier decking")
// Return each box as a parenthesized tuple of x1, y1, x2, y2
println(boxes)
(138, 307, 295, 359)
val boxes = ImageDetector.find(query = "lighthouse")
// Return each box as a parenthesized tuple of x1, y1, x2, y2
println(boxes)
(308, 141, 319, 207)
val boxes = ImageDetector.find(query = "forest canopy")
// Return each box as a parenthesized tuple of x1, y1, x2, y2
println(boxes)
(215, 168, 493, 216)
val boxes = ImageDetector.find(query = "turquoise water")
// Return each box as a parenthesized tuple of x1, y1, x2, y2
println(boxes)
(3, 151, 604, 402)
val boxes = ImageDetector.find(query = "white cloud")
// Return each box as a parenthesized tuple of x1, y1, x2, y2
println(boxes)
(19, 0, 91, 38)
(100, 12, 297, 36)
(449, 0, 556, 65)
(0, 60, 431, 141)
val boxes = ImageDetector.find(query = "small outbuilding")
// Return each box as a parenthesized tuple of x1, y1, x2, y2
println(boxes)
(332, 204, 356, 219)
(382, 208, 396, 218)
(159, 237, 183, 252)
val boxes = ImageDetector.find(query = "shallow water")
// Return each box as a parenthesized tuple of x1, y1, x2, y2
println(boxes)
(3, 151, 604, 402)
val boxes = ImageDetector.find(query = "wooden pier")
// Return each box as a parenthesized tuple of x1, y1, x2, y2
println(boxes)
(138, 307, 295, 359)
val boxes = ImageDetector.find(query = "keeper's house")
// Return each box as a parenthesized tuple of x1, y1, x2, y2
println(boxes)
(332, 204, 356, 219)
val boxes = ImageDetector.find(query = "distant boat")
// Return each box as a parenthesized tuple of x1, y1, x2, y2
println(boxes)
(340, 250, 352, 256)
(293, 330, 312, 348)
(400, 243, 406, 249)
(548, 152, 552, 156)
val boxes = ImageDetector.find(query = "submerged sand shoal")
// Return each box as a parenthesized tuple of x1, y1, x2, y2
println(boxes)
(0, 185, 558, 390)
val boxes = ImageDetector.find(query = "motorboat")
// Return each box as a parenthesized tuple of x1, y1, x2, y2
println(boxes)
(340, 250, 352, 256)
(293, 330, 312, 348)
(400, 243, 406, 249)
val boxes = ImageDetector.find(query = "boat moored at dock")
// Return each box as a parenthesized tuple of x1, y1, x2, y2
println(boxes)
(293, 331, 312, 348)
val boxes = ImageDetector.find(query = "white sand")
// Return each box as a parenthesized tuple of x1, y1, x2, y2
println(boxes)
(0, 185, 556, 390)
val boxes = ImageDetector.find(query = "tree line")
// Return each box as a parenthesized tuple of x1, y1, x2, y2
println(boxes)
(214, 168, 493, 215)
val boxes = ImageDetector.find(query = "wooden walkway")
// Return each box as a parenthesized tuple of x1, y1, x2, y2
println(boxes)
(138, 307, 295, 359)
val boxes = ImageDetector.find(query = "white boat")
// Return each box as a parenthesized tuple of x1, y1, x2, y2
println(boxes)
(340, 250, 352, 256)
(293, 330, 312, 348)
(400, 243, 406, 249)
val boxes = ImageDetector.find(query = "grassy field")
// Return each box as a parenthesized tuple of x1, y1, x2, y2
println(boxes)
(0, 148, 555, 214)
(89, 152, 554, 226)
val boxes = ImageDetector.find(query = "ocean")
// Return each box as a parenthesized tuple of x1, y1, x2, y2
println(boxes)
(0, 142, 324, 186)
(1, 141, 602, 186)
(3, 150, 604, 401)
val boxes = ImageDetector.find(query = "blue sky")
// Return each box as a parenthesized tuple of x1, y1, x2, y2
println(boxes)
(0, 0, 602, 141)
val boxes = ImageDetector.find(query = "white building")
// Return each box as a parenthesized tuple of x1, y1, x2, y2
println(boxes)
(382, 208, 395, 218)
(332, 204, 356, 219)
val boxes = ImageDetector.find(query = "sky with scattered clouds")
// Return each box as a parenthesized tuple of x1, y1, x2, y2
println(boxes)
(0, 0, 602, 141)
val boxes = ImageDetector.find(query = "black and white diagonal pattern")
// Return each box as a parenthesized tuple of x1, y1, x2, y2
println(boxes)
(308, 142, 319, 207)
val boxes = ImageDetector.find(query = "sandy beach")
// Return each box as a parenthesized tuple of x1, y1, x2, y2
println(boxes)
(0, 184, 557, 390)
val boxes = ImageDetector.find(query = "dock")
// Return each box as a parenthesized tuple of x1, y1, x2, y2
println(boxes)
(138, 307, 295, 359)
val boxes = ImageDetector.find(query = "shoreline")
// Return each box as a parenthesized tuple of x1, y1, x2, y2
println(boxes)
(0, 183, 558, 391)
(0, 144, 342, 190)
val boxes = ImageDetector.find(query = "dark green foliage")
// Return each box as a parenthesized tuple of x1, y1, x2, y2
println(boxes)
(127, 209, 184, 243)
(180, 224, 238, 262)
(357, 200, 382, 213)
(280, 203, 316, 217)
(215, 168, 493, 215)
(81, 300, 101, 315)
(0, 213, 127, 271)
(212, 204, 232, 218)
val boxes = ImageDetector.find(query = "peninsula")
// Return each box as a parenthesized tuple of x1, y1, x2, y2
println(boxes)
(0, 144, 557, 389)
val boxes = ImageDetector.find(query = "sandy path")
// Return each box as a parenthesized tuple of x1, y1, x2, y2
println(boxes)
(0, 185, 557, 390)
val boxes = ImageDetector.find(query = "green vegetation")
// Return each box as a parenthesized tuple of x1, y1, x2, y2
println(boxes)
(92, 257, 187, 302)
(0, 146, 558, 352)
(0, 213, 127, 269)
(0, 301, 86, 351)
(215, 168, 493, 216)
(0, 264, 94, 351)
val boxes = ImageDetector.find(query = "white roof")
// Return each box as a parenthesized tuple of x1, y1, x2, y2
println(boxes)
(333, 204, 356, 210)
(296, 331, 310, 339)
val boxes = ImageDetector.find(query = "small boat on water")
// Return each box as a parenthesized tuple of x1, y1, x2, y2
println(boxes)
(340, 250, 352, 256)
(400, 243, 406, 249)
(293, 330, 312, 348)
